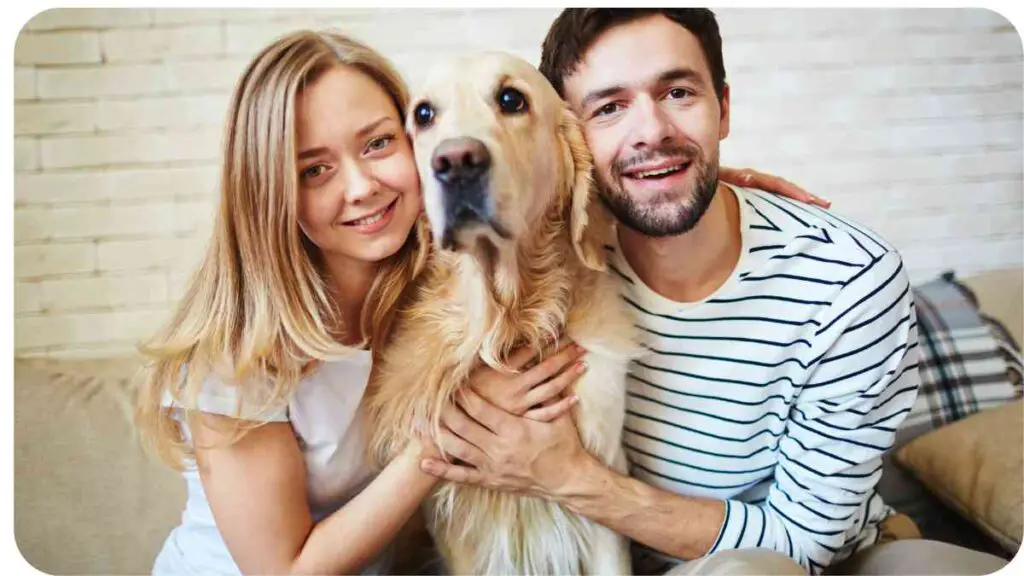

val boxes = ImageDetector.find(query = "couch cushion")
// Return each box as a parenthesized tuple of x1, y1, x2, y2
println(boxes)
(15, 357, 186, 575)
(876, 272, 1020, 556)
(960, 268, 1023, 349)
(895, 400, 1023, 555)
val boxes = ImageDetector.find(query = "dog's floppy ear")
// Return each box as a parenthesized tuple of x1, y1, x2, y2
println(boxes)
(559, 106, 610, 271)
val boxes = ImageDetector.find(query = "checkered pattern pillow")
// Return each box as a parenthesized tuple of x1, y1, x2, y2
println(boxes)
(984, 314, 1023, 393)
(875, 272, 1021, 554)
(896, 272, 1022, 446)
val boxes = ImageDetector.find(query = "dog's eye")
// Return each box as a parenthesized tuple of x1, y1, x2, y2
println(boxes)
(413, 102, 435, 128)
(497, 87, 528, 115)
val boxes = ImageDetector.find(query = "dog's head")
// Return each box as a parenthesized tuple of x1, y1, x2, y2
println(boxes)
(406, 51, 607, 271)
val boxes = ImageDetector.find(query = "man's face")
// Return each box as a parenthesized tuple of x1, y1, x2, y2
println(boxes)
(562, 14, 730, 237)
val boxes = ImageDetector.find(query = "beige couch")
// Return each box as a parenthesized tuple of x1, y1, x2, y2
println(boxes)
(14, 269, 1023, 575)
(15, 356, 185, 575)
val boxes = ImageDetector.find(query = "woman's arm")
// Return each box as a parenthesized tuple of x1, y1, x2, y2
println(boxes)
(190, 342, 583, 573)
(192, 413, 438, 575)
(719, 166, 830, 208)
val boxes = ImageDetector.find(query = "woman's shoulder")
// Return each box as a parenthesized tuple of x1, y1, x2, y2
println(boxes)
(161, 348, 374, 422)
(159, 357, 294, 422)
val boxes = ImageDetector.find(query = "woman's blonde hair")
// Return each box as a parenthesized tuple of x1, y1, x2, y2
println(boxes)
(134, 29, 430, 470)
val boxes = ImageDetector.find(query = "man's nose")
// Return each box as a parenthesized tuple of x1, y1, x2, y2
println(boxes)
(630, 96, 677, 149)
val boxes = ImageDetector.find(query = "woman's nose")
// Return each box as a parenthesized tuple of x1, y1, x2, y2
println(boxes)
(344, 161, 379, 204)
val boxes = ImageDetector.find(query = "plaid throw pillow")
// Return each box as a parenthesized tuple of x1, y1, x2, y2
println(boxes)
(982, 313, 1023, 396)
(876, 271, 1021, 556)
(896, 272, 1022, 446)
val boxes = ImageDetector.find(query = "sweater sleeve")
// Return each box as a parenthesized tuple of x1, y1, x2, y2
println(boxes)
(707, 251, 921, 573)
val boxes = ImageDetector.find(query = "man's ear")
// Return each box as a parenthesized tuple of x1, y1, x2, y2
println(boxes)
(559, 105, 611, 271)
(719, 83, 731, 140)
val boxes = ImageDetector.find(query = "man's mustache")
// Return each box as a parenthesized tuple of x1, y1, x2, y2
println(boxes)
(612, 143, 703, 176)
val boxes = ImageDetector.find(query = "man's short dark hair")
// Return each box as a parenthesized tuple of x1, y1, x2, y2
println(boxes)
(539, 8, 726, 102)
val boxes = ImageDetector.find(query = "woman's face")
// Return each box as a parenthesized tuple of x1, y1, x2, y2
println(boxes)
(295, 65, 422, 268)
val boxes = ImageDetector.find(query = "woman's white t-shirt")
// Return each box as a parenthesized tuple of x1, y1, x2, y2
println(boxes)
(152, 350, 392, 575)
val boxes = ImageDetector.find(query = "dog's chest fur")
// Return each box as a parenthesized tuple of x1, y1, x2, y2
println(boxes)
(366, 231, 637, 575)
(368, 236, 631, 450)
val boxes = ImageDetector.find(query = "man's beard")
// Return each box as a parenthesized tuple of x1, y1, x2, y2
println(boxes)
(597, 142, 719, 237)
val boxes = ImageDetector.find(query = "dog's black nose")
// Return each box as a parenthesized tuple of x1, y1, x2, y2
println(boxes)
(432, 138, 491, 186)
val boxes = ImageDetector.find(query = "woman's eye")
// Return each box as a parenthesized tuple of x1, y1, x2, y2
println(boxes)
(367, 135, 394, 152)
(301, 164, 328, 180)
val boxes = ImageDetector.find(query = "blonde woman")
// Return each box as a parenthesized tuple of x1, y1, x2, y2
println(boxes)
(135, 29, 590, 575)
(135, 29, 824, 576)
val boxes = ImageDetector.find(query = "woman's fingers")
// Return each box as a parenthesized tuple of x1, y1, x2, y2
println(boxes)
(522, 357, 587, 409)
(523, 395, 579, 422)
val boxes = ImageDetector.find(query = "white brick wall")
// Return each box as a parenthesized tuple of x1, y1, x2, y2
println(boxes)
(15, 31, 102, 65)
(13, 8, 1023, 357)
(100, 25, 223, 63)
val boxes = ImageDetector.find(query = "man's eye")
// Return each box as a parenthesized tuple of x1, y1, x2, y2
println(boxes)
(667, 88, 692, 99)
(367, 135, 394, 152)
(595, 102, 621, 117)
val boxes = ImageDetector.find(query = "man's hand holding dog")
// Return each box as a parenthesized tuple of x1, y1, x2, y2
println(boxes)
(421, 387, 591, 500)
(420, 341, 593, 497)
(469, 341, 587, 421)
(420, 357, 728, 562)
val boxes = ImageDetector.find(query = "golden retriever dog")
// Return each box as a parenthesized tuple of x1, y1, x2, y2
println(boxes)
(366, 52, 639, 575)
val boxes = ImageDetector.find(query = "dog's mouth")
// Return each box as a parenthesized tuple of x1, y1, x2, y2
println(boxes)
(441, 218, 512, 251)
(438, 179, 512, 252)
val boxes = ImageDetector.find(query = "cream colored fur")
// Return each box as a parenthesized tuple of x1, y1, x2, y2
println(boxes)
(366, 52, 640, 575)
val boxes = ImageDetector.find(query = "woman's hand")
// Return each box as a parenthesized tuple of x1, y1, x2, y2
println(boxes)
(719, 166, 830, 208)
(465, 341, 587, 422)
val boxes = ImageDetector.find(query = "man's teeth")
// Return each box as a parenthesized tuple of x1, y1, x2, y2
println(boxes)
(634, 165, 684, 179)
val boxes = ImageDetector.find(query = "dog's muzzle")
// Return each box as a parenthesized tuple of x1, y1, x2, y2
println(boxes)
(431, 137, 507, 249)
